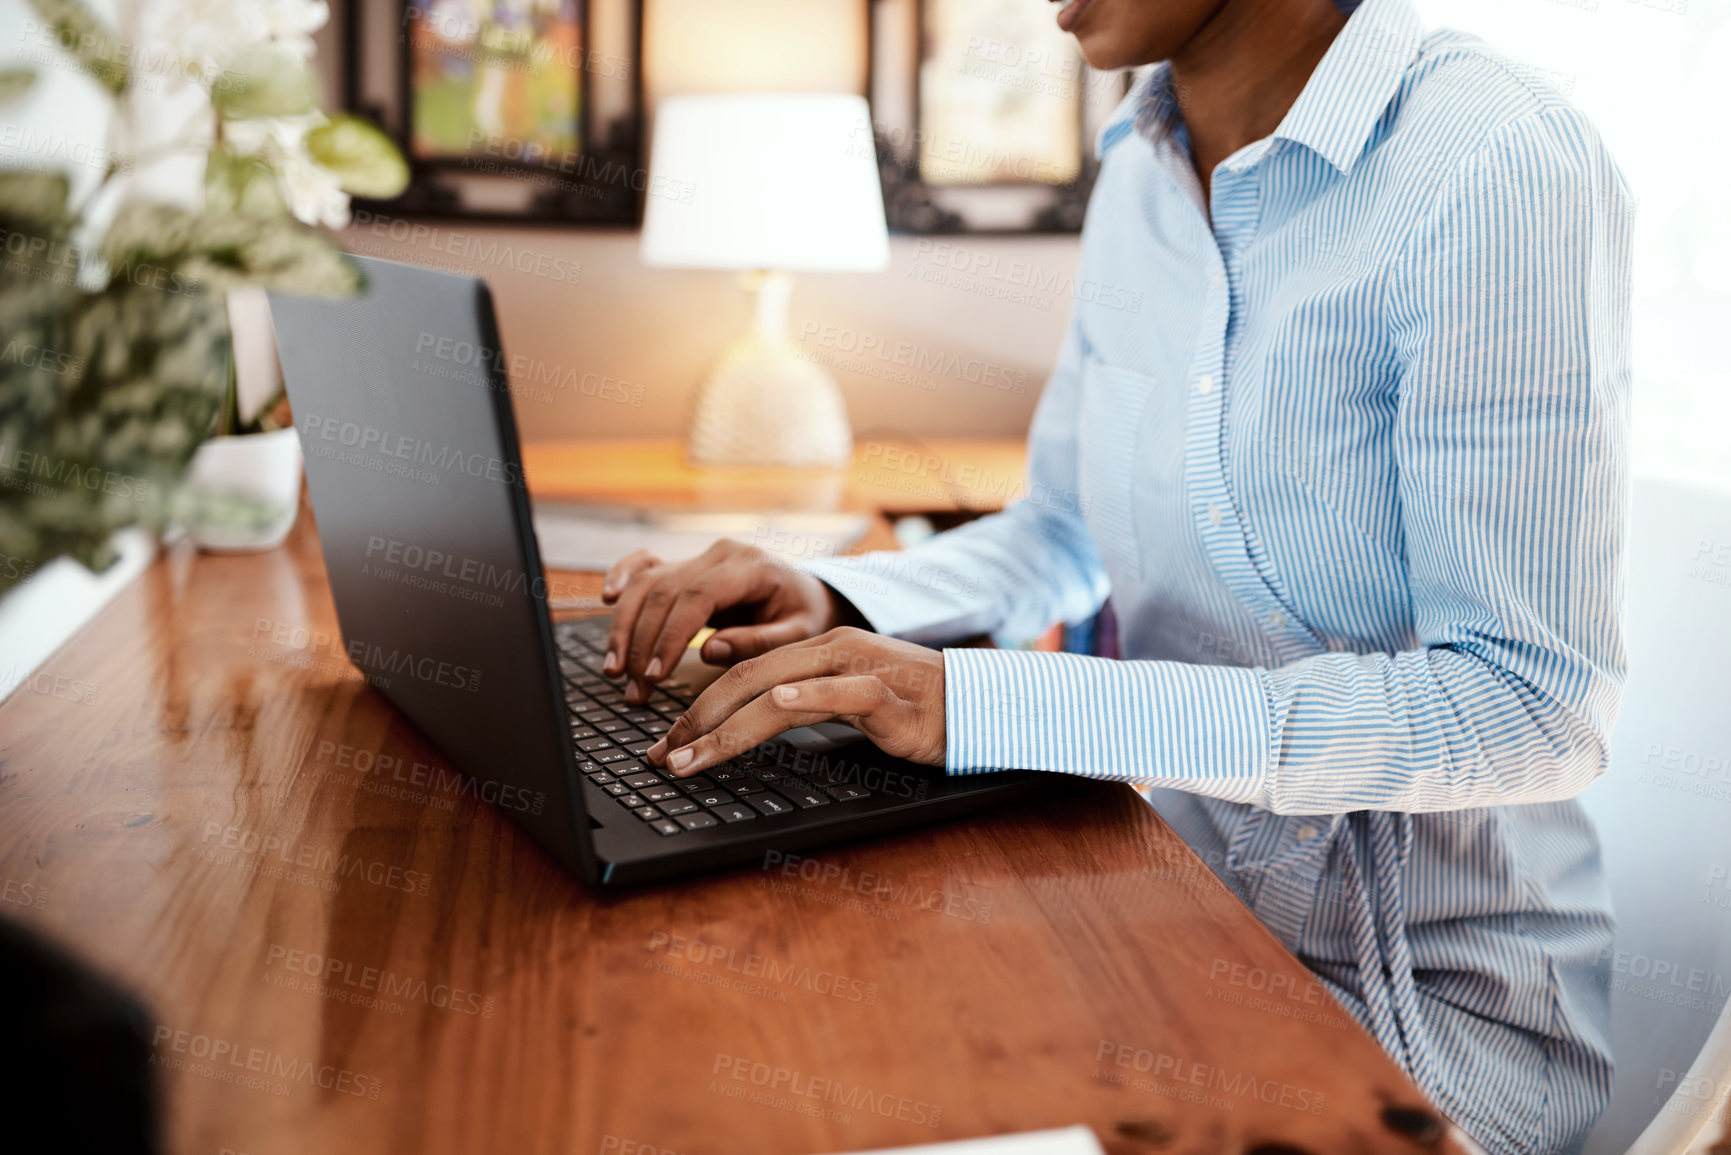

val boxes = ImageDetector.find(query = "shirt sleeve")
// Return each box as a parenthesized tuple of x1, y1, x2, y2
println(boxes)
(945, 107, 1634, 816)
(800, 315, 1110, 646)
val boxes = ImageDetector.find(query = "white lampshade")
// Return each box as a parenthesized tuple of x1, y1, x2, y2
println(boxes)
(642, 93, 890, 273)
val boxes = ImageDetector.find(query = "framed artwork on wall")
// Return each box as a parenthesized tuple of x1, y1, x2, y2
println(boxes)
(404, 0, 585, 167)
(868, 0, 1130, 233)
(344, 0, 643, 225)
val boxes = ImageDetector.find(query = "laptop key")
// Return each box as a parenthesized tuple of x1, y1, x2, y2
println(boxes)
(747, 792, 795, 816)
(677, 776, 717, 793)
(616, 792, 647, 808)
(586, 771, 618, 785)
(649, 819, 682, 837)
(577, 736, 616, 753)
(730, 779, 766, 795)
(676, 811, 720, 830)
(632, 806, 661, 821)
(623, 740, 656, 756)
(657, 797, 698, 817)
(622, 772, 662, 789)
(712, 803, 755, 823)
(641, 720, 670, 735)
(602, 782, 632, 797)
(639, 784, 682, 803)
(707, 763, 743, 782)
(570, 726, 599, 741)
(593, 748, 632, 764)
(611, 728, 647, 743)
(781, 785, 831, 809)
(825, 784, 871, 802)
(621, 710, 659, 726)
(577, 760, 605, 775)
(692, 789, 735, 808)
(595, 718, 633, 733)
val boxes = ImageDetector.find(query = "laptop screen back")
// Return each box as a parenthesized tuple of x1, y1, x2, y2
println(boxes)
(268, 255, 595, 881)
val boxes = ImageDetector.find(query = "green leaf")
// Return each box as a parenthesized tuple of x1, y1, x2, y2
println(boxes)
(212, 44, 319, 120)
(0, 68, 37, 105)
(0, 169, 71, 227)
(100, 201, 362, 298)
(25, 0, 127, 95)
(305, 114, 410, 198)
(204, 147, 288, 217)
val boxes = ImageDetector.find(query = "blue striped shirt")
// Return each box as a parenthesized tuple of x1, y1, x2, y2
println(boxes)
(805, 0, 1634, 1150)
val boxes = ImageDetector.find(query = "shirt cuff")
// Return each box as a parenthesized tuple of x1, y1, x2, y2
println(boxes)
(799, 556, 993, 643)
(942, 646, 1270, 805)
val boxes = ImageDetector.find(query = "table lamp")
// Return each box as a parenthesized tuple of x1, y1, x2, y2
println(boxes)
(641, 93, 890, 469)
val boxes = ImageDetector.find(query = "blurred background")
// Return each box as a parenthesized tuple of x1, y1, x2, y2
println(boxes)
(5, 0, 1723, 465)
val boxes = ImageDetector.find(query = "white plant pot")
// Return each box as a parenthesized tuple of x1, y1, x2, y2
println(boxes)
(180, 428, 303, 553)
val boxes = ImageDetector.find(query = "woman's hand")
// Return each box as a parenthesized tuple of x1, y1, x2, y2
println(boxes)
(645, 628, 946, 777)
(600, 540, 853, 704)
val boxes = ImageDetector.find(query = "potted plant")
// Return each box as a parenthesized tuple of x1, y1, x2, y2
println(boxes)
(0, 0, 409, 588)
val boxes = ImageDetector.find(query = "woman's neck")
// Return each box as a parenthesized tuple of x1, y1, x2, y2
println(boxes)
(1170, 0, 1349, 201)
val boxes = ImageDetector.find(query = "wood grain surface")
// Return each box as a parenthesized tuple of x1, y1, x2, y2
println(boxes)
(0, 512, 1460, 1155)
(520, 437, 1033, 514)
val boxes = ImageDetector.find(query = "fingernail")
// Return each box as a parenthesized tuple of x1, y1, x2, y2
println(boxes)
(706, 638, 732, 661)
(775, 684, 799, 704)
(644, 657, 663, 681)
(647, 739, 667, 761)
(603, 649, 617, 673)
(668, 747, 694, 771)
(627, 679, 641, 701)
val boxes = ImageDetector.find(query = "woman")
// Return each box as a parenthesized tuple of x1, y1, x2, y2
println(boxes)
(608, 0, 1633, 1150)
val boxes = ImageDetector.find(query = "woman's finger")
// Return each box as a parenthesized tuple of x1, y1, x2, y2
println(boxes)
(703, 615, 821, 664)
(649, 643, 849, 760)
(601, 550, 660, 603)
(603, 561, 667, 679)
(659, 677, 887, 777)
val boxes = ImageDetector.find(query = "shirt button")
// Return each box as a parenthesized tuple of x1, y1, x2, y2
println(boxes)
(1270, 610, 1287, 629)
(1195, 375, 1215, 395)
(1295, 823, 1320, 842)
(1208, 503, 1222, 527)
(1210, 270, 1224, 287)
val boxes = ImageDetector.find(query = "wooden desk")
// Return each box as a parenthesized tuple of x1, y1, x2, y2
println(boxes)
(0, 502, 1459, 1154)
(521, 437, 1033, 516)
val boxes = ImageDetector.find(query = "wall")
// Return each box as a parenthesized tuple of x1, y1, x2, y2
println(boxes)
(332, 0, 1080, 443)
(338, 223, 1077, 440)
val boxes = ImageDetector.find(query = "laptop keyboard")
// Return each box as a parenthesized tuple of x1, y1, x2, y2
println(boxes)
(554, 617, 873, 837)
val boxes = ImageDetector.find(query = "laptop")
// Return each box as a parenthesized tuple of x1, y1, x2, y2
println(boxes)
(267, 254, 1041, 886)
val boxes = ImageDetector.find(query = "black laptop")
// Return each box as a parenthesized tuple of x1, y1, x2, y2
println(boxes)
(267, 254, 1040, 885)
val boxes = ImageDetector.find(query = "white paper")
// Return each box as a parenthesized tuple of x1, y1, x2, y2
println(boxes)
(530, 503, 869, 571)
(815, 1125, 1105, 1155)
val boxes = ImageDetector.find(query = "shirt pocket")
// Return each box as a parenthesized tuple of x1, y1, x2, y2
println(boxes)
(1077, 356, 1158, 581)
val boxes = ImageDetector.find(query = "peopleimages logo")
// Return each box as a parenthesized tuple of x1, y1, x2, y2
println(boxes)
(364, 534, 547, 600)
(150, 1024, 382, 1100)
(250, 618, 482, 693)
(264, 943, 495, 1018)
(200, 822, 434, 896)
(299, 413, 527, 488)
(315, 739, 546, 815)
(646, 930, 880, 1006)
(414, 331, 644, 405)
(797, 322, 1029, 394)
(710, 1054, 942, 1128)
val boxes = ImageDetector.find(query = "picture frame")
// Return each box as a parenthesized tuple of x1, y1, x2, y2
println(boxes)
(868, 0, 1129, 234)
(342, 0, 645, 226)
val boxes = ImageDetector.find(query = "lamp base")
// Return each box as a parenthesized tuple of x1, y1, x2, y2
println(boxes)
(686, 337, 853, 469)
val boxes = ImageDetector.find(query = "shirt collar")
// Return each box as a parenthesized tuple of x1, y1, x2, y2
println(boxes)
(1096, 0, 1426, 176)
